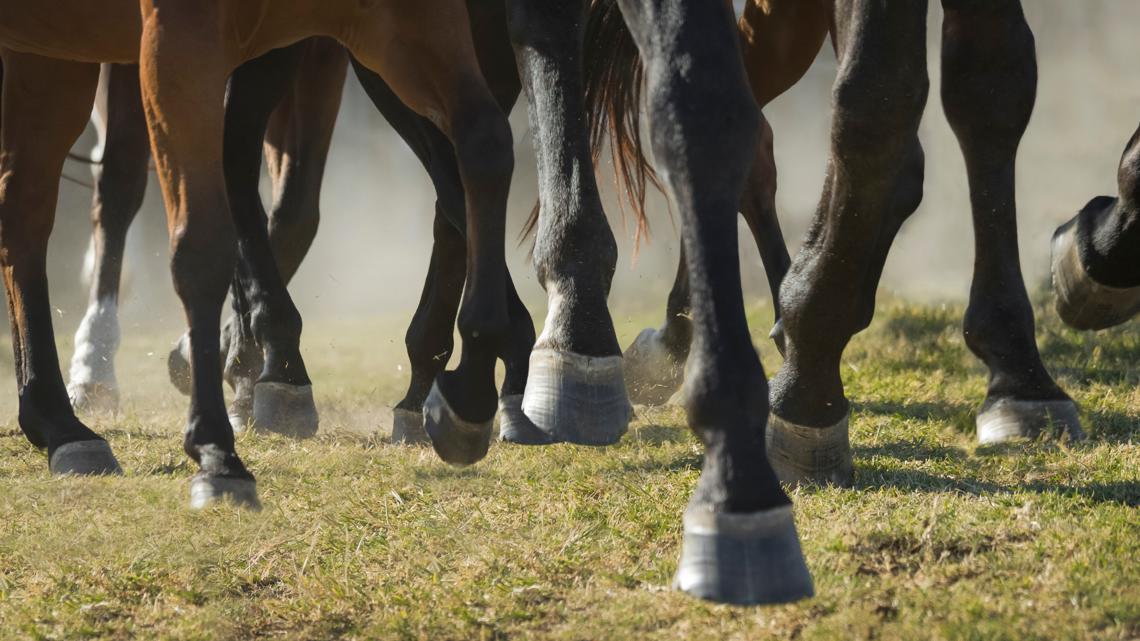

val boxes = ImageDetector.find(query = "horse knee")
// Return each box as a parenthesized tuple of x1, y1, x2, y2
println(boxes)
(169, 215, 236, 305)
(832, 64, 928, 165)
(452, 104, 514, 189)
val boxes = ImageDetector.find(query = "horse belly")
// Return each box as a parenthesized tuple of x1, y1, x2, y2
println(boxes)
(0, 0, 140, 63)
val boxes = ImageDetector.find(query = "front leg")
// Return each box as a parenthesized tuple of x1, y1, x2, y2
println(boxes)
(507, 0, 631, 445)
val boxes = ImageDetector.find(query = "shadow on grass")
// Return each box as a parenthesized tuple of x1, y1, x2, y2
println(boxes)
(854, 465, 1140, 507)
(629, 423, 691, 446)
(855, 399, 974, 423)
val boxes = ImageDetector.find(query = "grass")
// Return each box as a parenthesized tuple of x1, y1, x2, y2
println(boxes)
(0, 298, 1137, 640)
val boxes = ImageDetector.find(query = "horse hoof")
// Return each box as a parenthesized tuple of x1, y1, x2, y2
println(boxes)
(976, 398, 1083, 444)
(498, 394, 554, 445)
(68, 382, 119, 414)
(766, 412, 853, 487)
(189, 473, 261, 510)
(522, 349, 631, 445)
(674, 504, 814, 605)
(391, 408, 430, 444)
(167, 337, 192, 396)
(623, 328, 684, 406)
(1051, 217, 1140, 330)
(228, 387, 253, 434)
(769, 319, 786, 357)
(49, 439, 123, 476)
(423, 382, 493, 465)
(251, 382, 318, 438)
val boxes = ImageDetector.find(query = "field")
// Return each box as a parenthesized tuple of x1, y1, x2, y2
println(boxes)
(0, 299, 1137, 640)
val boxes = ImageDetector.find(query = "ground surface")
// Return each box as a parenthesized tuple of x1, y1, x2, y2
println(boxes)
(0, 299, 1136, 640)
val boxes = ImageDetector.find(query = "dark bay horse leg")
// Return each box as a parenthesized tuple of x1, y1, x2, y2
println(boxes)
(0, 51, 121, 475)
(942, 0, 1080, 443)
(1052, 125, 1140, 329)
(614, 0, 812, 605)
(139, 5, 257, 508)
(624, 0, 830, 404)
(768, 0, 930, 486)
(507, 0, 632, 445)
(68, 64, 151, 413)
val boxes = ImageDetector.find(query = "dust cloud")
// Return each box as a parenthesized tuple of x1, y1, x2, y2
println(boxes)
(39, 1, 1140, 343)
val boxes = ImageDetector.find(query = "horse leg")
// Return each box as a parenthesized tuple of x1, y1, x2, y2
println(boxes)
(0, 51, 120, 475)
(350, 2, 515, 465)
(941, 0, 1081, 443)
(768, 0, 930, 486)
(139, 4, 256, 508)
(217, 41, 335, 437)
(507, 0, 631, 445)
(1052, 131, 1140, 329)
(614, 0, 812, 605)
(623, 243, 690, 406)
(69, 64, 150, 413)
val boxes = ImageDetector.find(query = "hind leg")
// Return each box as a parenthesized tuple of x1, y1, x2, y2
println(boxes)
(1052, 125, 1140, 329)
(941, 1, 1080, 443)
(0, 52, 120, 475)
(769, 0, 930, 486)
(139, 4, 257, 508)
(615, 0, 811, 605)
(69, 64, 150, 414)
(507, 0, 631, 445)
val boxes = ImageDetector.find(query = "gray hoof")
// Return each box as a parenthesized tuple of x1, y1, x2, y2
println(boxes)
(251, 382, 318, 438)
(49, 439, 124, 476)
(228, 385, 253, 434)
(674, 504, 814, 605)
(68, 382, 119, 414)
(189, 473, 261, 510)
(522, 349, 631, 445)
(423, 382, 493, 466)
(1052, 219, 1140, 330)
(766, 412, 853, 487)
(623, 328, 684, 406)
(167, 336, 192, 396)
(977, 398, 1083, 444)
(498, 394, 553, 445)
(391, 408, 430, 444)
(769, 319, 786, 357)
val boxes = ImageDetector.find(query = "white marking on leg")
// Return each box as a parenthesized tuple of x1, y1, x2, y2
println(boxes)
(69, 297, 120, 391)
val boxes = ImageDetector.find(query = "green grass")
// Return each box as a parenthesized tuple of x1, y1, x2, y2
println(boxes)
(0, 299, 1137, 640)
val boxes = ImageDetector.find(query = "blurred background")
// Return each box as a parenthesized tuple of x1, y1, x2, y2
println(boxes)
(34, 1, 1140, 345)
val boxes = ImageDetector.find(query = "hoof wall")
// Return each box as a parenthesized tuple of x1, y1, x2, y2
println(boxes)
(766, 412, 853, 487)
(498, 394, 553, 445)
(423, 382, 493, 466)
(391, 408, 430, 444)
(189, 474, 261, 510)
(68, 382, 119, 414)
(769, 319, 786, 357)
(623, 328, 684, 406)
(252, 382, 318, 438)
(1052, 217, 1140, 330)
(674, 504, 814, 605)
(49, 440, 123, 476)
(167, 337, 192, 396)
(977, 398, 1083, 444)
(522, 349, 631, 445)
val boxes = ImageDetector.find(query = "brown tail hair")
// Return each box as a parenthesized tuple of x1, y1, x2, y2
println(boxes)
(520, 0, 661, 247)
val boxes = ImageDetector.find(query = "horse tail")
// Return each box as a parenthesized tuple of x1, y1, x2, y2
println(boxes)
(519, 0, 661, 247)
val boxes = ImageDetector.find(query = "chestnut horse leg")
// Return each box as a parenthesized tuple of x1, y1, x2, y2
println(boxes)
(68, 64, 151, 413)
(139, 2, 256, 507)
(768, 0, 930, 486)
(506, 0, 632, 445)
(1052, 124, 1140, 330)
(349, 2, 515, 464)
(624, 0, 830, 404)
(614, 0, 812, 605)
(0, 51, 121, 475)
(941, 0, 1080, 444)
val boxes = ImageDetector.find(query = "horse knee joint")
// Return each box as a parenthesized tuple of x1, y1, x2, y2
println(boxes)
(454, 107, 514, 184)
(832, 70, 928, 161)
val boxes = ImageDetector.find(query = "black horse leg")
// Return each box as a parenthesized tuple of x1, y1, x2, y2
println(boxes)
(0, 54, 120, 475)
(614, 0, 812, 605)
(69, 64, 150, 413)
(1053, 128, 1140, 329)
(941, 0, 1081, 443)
(219, 43, 320, 438)
(768, 0, 929, 486)
(507, 0, 631, 445)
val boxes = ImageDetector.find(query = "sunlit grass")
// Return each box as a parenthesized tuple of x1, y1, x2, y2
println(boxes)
(0, 298, 1136, 640)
